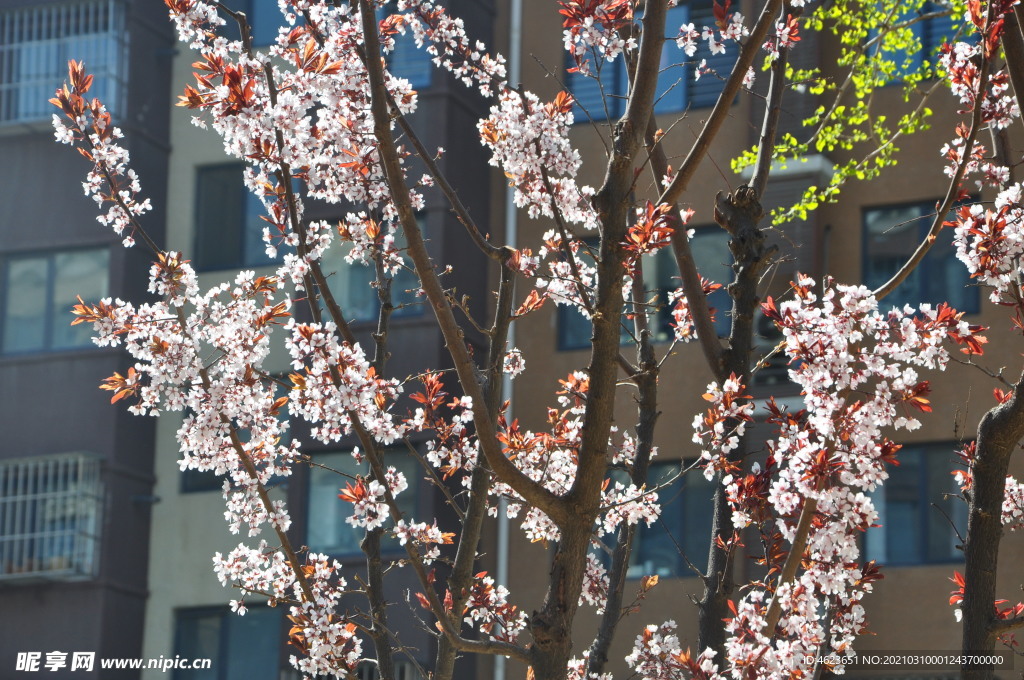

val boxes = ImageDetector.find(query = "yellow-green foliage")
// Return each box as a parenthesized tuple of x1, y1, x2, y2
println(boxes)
(732, 0, 969, 226)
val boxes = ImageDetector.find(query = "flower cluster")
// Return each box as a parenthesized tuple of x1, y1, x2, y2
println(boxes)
(398, 0, 508, 95)
(337, 468, 408, 532)
(286, 322, 405, 445)
(559, 0, 635, 74)
(578, 553, 610, 613)
(286, 554, 362, 678)
(599, 482, 661, 535)
(478, 90, 593, 224)
(1002, 476, 1024, 531)
(692, 373, 755, 478)
(393, 520, 455, 564)
(625, 621, 720, 680)
(951, 184, 1024, 302)
(461, 572, 528, 642)
(715, 276, 985, 676)
(51, 61, 153, 247)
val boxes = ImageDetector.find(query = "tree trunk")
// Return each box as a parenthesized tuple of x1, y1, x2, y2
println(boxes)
(961, 383, 1024, 680)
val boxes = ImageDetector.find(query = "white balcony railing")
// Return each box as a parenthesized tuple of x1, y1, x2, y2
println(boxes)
(0, 0, 127, 126)
(0, 452, 103, 582)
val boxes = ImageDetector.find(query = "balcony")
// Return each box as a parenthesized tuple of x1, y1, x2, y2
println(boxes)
(0, 0, 127, 127)
(0, 452, 103, 582)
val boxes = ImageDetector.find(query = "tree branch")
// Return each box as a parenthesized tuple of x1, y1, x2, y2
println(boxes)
(356, 0, 569, 524)
(658, 0, 784, 206)
(872, 50, 990, 301)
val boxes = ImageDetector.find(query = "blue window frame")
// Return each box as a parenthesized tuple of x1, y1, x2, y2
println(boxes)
(865, 442, 966, 565)
(558, 228, 731, 351)
(0, 247, 109, 355)
(307, 450, 419, 556)
(567, 1, 739, 123)
(194, 163, 281, 272)
(619, 461, 715, 578)
(174, 606, 282, 680)
(862, 200, 978, 313)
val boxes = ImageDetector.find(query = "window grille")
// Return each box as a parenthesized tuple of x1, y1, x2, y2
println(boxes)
(0, 453, 103, 581)
(0, 0, 127, 125)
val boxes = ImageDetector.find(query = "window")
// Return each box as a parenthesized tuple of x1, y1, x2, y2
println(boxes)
(868, 2, 958, 82)
(219, 2, 431, 86)
(622, 461, 716, 578)
(174, 606, 282, 680)
(318, 224, 423, 323)
(307, 450, 419, 556)
(558, 229, 731, 351)
(379, 1, 432, 89)
(1, 247, 109, 354)
(862, 200, 978, 313)
(194, 164, 281, 271)
(242, 0, 283, 47)
(866, 443, 966, 565)
(217, 1, 294, 47)
(0, 453, 103, 582)
(567, 1, 739, 123)
(0, 1, 126, 125)
(688, 227, 733, 336)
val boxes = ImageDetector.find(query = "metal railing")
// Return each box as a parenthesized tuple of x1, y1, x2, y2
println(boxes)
(0, 452, 103, 582)
(0, 0, 127, 126)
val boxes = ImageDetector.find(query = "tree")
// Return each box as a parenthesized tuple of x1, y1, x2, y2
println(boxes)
(48, 0, 1024, 678)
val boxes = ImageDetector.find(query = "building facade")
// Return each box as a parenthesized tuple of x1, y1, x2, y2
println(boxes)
(0, 0, 173, 676)
(498, 3, 1024, 679)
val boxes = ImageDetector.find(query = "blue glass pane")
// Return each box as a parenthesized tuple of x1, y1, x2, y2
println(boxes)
(925, 447, 964, 562)
(307, 451, 419, 555)
(569, 57, 625, 123)
(224, 607, 281, 680)
(654, 5, 689, 114)
(3, 256, 48, 353)
(626, 462, 715, 578)
(248, 1, 282, 47)
(389, 27, 432, 88)
(195, 164, 246, 271)
(923, 2, 957, 54)
(682, 469, 715, 573)
(558, 305, 593, 351)
(51, 249, 109, 350)
(174, 612, 221, 680)
(689, 228, 732, 336)
(630, 465, 683, 577)
(243, 191, 277, 268)
(863, 202, 978, 313)
(886, 449, 923, 564)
